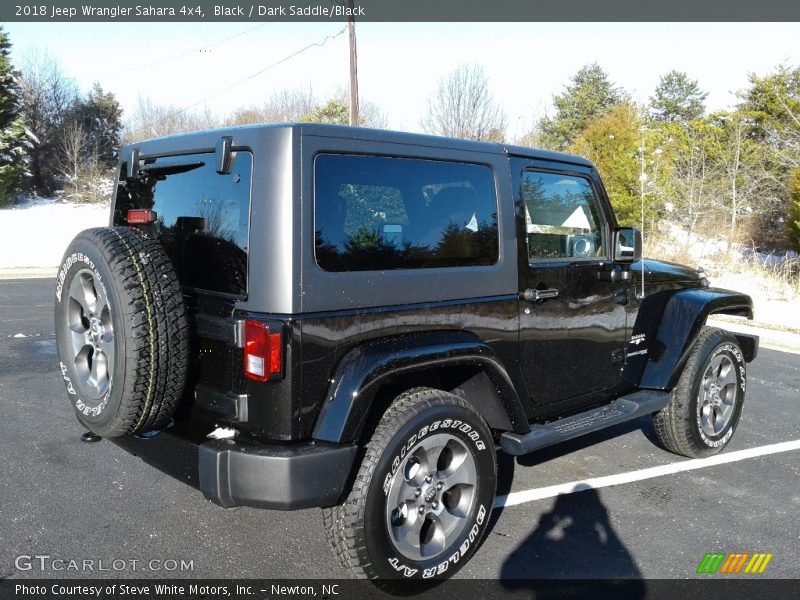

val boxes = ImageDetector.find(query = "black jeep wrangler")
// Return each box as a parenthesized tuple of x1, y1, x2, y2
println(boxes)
(55, 123, 757, 580)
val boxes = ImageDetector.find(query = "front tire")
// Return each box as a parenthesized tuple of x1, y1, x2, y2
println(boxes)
(652, 327, 746, 458)
(324, 388, 496, 580)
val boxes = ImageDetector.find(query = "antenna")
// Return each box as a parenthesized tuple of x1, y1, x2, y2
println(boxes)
(639, 127, 647, 299)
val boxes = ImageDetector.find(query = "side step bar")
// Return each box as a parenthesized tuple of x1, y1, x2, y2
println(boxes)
(500, 390, 671, 456)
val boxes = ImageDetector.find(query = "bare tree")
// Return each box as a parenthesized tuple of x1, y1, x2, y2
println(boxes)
(225, 86, 317, 126)
(421, 63, 506, 142)
(18, 49, 79, 195)
(671, 132, 713, 249)
(332, 86, 388, 129)
(263, 86, 317, 122)
(223, 85, 388, 129)
(703, 112, 773, 252)
(56, 120, 90, 200)
(124, 97, 219, 143)
(52, 119, 112, 204)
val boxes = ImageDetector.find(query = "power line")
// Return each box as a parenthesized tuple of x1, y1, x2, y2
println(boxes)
(142, 27, 347, 133)
(96, 24, 268, 77)
(183, 26, 346, 111)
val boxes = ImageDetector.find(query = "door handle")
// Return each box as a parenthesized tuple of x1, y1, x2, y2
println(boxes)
(597, 265, 631, 283)
(521, 288, 559, 302)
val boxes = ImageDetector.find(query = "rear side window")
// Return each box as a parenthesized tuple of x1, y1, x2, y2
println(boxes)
(314, 154, 498, 271)
(114, 151, 252, 296)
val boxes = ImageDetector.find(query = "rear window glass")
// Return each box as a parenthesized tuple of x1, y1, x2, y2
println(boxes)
(314, 154, 498, 271)
(113, 151, 252, 296)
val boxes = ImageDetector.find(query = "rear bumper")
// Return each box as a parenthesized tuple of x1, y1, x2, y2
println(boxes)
(111, 426, 358, 510)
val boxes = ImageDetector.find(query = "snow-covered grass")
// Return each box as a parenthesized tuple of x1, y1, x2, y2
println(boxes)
(646, 222, 800, 331)
(0, 198, 109, 269)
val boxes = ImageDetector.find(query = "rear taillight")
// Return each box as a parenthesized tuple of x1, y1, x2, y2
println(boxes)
(127, 208, 156, 224)
(243, 320, 282, 382)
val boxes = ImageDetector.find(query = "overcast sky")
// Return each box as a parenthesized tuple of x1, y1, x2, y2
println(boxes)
(6, 22, 800, 138)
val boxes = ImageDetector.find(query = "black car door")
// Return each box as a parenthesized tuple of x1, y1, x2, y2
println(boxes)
(513, 159, 629, 408)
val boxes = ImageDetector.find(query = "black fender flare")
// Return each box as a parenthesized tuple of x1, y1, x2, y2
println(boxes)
(312, 331, 529, 444)
(635, 287, 755, 390)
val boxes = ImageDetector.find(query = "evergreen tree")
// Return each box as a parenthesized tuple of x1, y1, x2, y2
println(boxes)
(649, 70, 708, 123)
(0, 27, 31, 205)
(740, 65, 800, 246)
(302, 99, 350, 125)
(539, 63, 627, 151)
(740, 64, 800, 144)
(570, 103, 645, 226)
(75, 82, 123, 169)
(788, 168, 800, 251)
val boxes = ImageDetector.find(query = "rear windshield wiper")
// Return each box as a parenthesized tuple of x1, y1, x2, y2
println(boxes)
(136, 161, 205, 178)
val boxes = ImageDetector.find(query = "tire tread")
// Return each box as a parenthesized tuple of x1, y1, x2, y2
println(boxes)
(323, 387, 491, 580)
(652, 326, 743, 458)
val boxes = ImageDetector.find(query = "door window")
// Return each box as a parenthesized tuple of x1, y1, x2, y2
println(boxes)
(521, 171, 606, 261)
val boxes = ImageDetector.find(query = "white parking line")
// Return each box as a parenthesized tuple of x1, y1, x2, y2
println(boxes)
(494, 439, 800, 508)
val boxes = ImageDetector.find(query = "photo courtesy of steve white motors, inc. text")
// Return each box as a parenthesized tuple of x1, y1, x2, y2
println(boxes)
(13, 3, 366, 19)
(13, 583, 340, 597)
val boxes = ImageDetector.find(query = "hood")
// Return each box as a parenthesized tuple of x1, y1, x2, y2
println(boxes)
(631, 259, 704, 286)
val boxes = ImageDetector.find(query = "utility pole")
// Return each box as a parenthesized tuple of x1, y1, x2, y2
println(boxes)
(346, 0, 359, 126)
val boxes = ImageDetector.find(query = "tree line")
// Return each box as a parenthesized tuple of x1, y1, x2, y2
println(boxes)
(425, 62, 800, 252)
(1, 25, 798, 252)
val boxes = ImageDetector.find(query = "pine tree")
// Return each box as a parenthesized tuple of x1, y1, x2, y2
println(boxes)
(302, 99, 350, 125)
(539, 63, 627, 151)
(75, 82, 123, 169)
(649, 70, 708, 123)
(0, 26, 31, 205)
(740, 65, 800, 247)
(789, 168, 800, 251)
(570, 104, 645, 227)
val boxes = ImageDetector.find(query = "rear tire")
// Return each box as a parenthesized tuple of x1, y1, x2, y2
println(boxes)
(652, 327, 746, 458)
(323, 387, 496, 580)
(54, 227, 188, 438)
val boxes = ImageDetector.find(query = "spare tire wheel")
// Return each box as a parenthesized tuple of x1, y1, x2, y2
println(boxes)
(54, 227, 188, 438)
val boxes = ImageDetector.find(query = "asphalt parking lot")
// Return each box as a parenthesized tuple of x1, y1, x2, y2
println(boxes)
(1, 278, 798, 580)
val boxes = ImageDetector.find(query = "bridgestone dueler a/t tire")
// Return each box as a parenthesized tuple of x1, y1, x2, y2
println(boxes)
(652, 327, 746, 458)
(54, 227, 188, 438)
(323, 387, 497, 581)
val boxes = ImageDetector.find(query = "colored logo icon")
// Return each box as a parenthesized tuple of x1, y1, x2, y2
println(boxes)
(697, 552, 773, 574)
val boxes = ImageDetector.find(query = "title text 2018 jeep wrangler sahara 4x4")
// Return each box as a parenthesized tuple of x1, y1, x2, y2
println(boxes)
(55, 124, 757, 580)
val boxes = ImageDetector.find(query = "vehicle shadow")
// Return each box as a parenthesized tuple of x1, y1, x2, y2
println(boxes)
(500, 486, 645, 599)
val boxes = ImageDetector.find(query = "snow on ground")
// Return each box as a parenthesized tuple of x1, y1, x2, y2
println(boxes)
(652, 222, 800, 331)
(710, 270, 800, 331)
(0, 198, 109, 269)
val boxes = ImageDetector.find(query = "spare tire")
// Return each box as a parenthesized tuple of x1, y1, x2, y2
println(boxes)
(54, 227, 188, 438)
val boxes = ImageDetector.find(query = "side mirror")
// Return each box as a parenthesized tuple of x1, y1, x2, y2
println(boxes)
(613, 227, 642, 263)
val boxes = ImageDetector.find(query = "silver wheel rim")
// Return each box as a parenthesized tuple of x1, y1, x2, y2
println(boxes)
(66, 269, 114, 400)
(699, 354, 737, 437)
(385, 432, 477, 561)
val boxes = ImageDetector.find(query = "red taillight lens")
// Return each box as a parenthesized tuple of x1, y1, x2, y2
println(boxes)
(244, 320, 282, 382)
(127, 208, 155, 224)
(269, 329, 282, 374)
